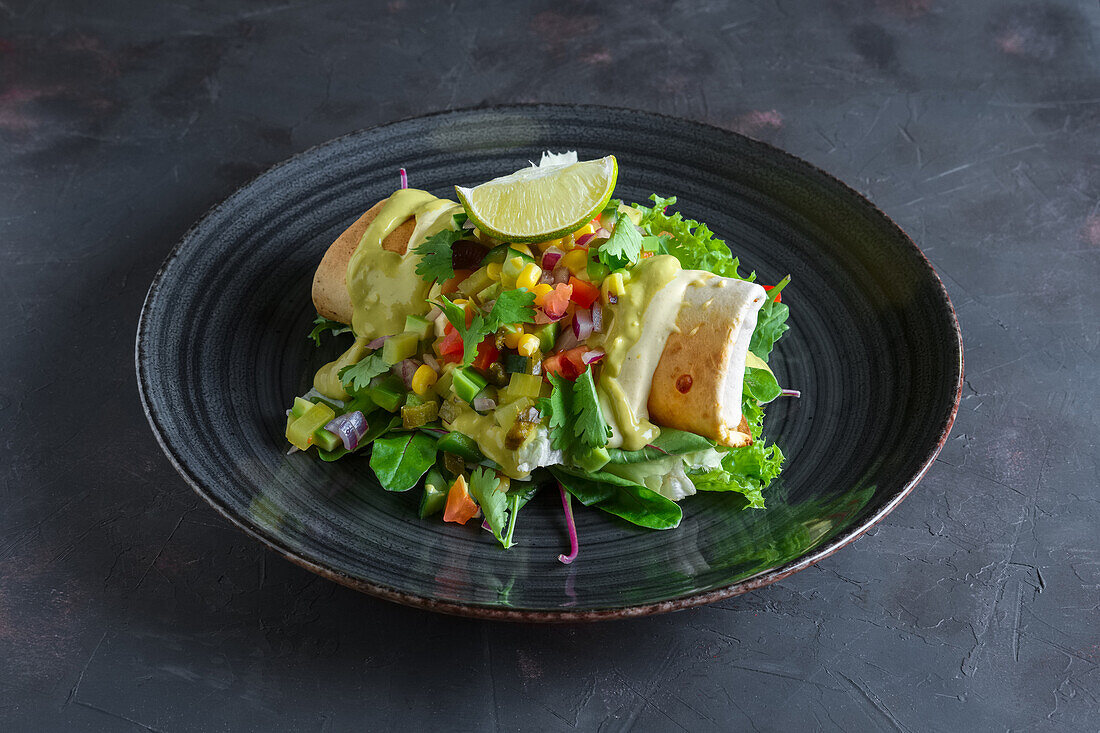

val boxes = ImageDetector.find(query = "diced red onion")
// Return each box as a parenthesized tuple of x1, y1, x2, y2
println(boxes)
(552, 266, 570, 284)
(399, 168, 408, 189)
(325, 410, 369, 451)
(422, 353, 440, 372)
(581, 349, 605, 365)
(572, 308, 593, 340)
(535, 310, 563, 325)
(574, 233, 595, 249)
(595, 227, 610, 238)
(367, 335, 389, 350)
(541, 247, 564, 269)
(606, 293, 619, 305)
(425, 305, 442, 321)
(538, 270, 555, 286)
(591, 303, 604, 333)
(472, 396, 496, 412)
(780, 389, 802, 398)
(554, 327, 579, 352)
(557, 484, 579, 565)
(392, 358, 421, 388)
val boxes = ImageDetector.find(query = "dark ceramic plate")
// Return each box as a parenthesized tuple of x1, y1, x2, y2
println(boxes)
(137, 105, 961, 621)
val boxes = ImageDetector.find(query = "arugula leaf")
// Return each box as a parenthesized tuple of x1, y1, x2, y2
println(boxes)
(550, 466, 682, 530)
(538, 372, 573, 453)
(413, 228, 462, 283)
(749, 296, 790, 361)
(369, 432, 437, 491)
(337, 353, 390, 395)
(308, 316, 351, 347)
(468, 467, 512, 547)
(598, 212, 643, 270)
(571, 368, 610, 449)
(632, 194, 750, 280)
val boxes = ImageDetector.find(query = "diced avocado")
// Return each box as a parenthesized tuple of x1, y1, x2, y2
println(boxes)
(405, 392, 428, 408)
(500, 256, 527, 286)
(311, 428, 342, 452)
(532, 322, 559, 353)
(382, 331, 420, 365)
(481, 243, 536, 267)
(404, 314, 434, 341)
(476, 281, 502, 304)
(436, 431, 485, 463)
(574, 446, 611, 473)
(458, 267, 493, 298)
(433, 367, 455, 398)
(285, 401, 335, 451)
(452, 367, 489, 404)
(493, 397, 532, 428)
(419, 469, 448, 518)
(367, 374, 405, 412)
(587, 258, 610, 282)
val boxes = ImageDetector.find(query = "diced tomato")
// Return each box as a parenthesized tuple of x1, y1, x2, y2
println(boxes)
(471, 338, 499, 372)
(763, 285, 782, 303)
(437, 330, 464, 361)
(441, 269, 472, 295)
(541, 283, 573, 320)
(568, 277, 600, 308)
(543, 353, 578, 380)
(561, 347, 590, 375)
(443, 475, 480, 524)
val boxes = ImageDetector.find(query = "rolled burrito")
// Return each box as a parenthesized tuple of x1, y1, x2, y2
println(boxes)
(313, 199, 767, 450)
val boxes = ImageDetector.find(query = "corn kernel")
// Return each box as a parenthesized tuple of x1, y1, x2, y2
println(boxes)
(509, 243, 533, 258)
(602, 272, 626, 304)
(486, 262, 502, 281)
(452, 298, 469, 306)
(560, 234, 577, 251)
(515, 262, 543, 290)
(539, 237, 562, 252)
(411, 365, 439, 396)
(532, 283, 554, 302)
(517, 334, 540, 357)
(560, 249, 588, 274)
(573, 222, 595, 239)
(502, 324, 524, 349)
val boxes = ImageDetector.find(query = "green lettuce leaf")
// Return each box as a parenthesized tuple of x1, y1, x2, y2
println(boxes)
(549, 466, 682, 530)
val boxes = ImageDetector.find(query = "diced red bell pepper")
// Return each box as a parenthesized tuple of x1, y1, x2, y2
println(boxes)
(437, 330, 464, 361)
(763, 285, 782, 303)
(568, 277, 600, 308)
(471, 338, 499, 372)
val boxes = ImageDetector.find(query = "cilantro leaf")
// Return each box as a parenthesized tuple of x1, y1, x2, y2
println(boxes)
(486, 288, 537, 328)
(308, 315, 350, 347)
(413, 227, 462, 283)
(598, 212, 643, 270)
(571, 368, 610, 449)
(337, 353, 389, 394)
(538, 371, 573, 453)
(468, 467, 512, 547)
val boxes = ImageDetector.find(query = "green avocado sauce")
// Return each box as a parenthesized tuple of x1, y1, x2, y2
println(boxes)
(312, 189, 460, 400)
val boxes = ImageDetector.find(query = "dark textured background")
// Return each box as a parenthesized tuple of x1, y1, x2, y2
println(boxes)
(2, 1, 1098, 730)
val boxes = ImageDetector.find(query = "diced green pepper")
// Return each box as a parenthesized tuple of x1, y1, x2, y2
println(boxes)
(367, 374, 405, 412)
(286, 401, 335, 451)
(532, 322, 558, 352)
(418, 469, 448, 517)
(587, 258, 610, 282)
(476, 281, 502, 304)
(402, 400, 439, 429)
(382, 331, 420, 365)
(436, 431, 485, 462)
(452, 367, 488, 404)
(404, 314, 434, 341)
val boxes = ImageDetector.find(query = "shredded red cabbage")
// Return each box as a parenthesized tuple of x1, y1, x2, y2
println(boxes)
(780, 389, 802, 398)
(366, 334, 390, 349)
(399, 168, 408, 189)
(557, 483, 579, 564)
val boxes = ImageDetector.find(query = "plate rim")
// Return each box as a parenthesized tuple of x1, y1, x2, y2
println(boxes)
(135, 103, 963, 622)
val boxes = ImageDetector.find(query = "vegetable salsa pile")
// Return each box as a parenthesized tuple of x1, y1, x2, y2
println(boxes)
(287, 178, 791, 561)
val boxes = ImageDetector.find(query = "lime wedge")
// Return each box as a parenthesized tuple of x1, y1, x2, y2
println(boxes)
(455, 155, 617, 243)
